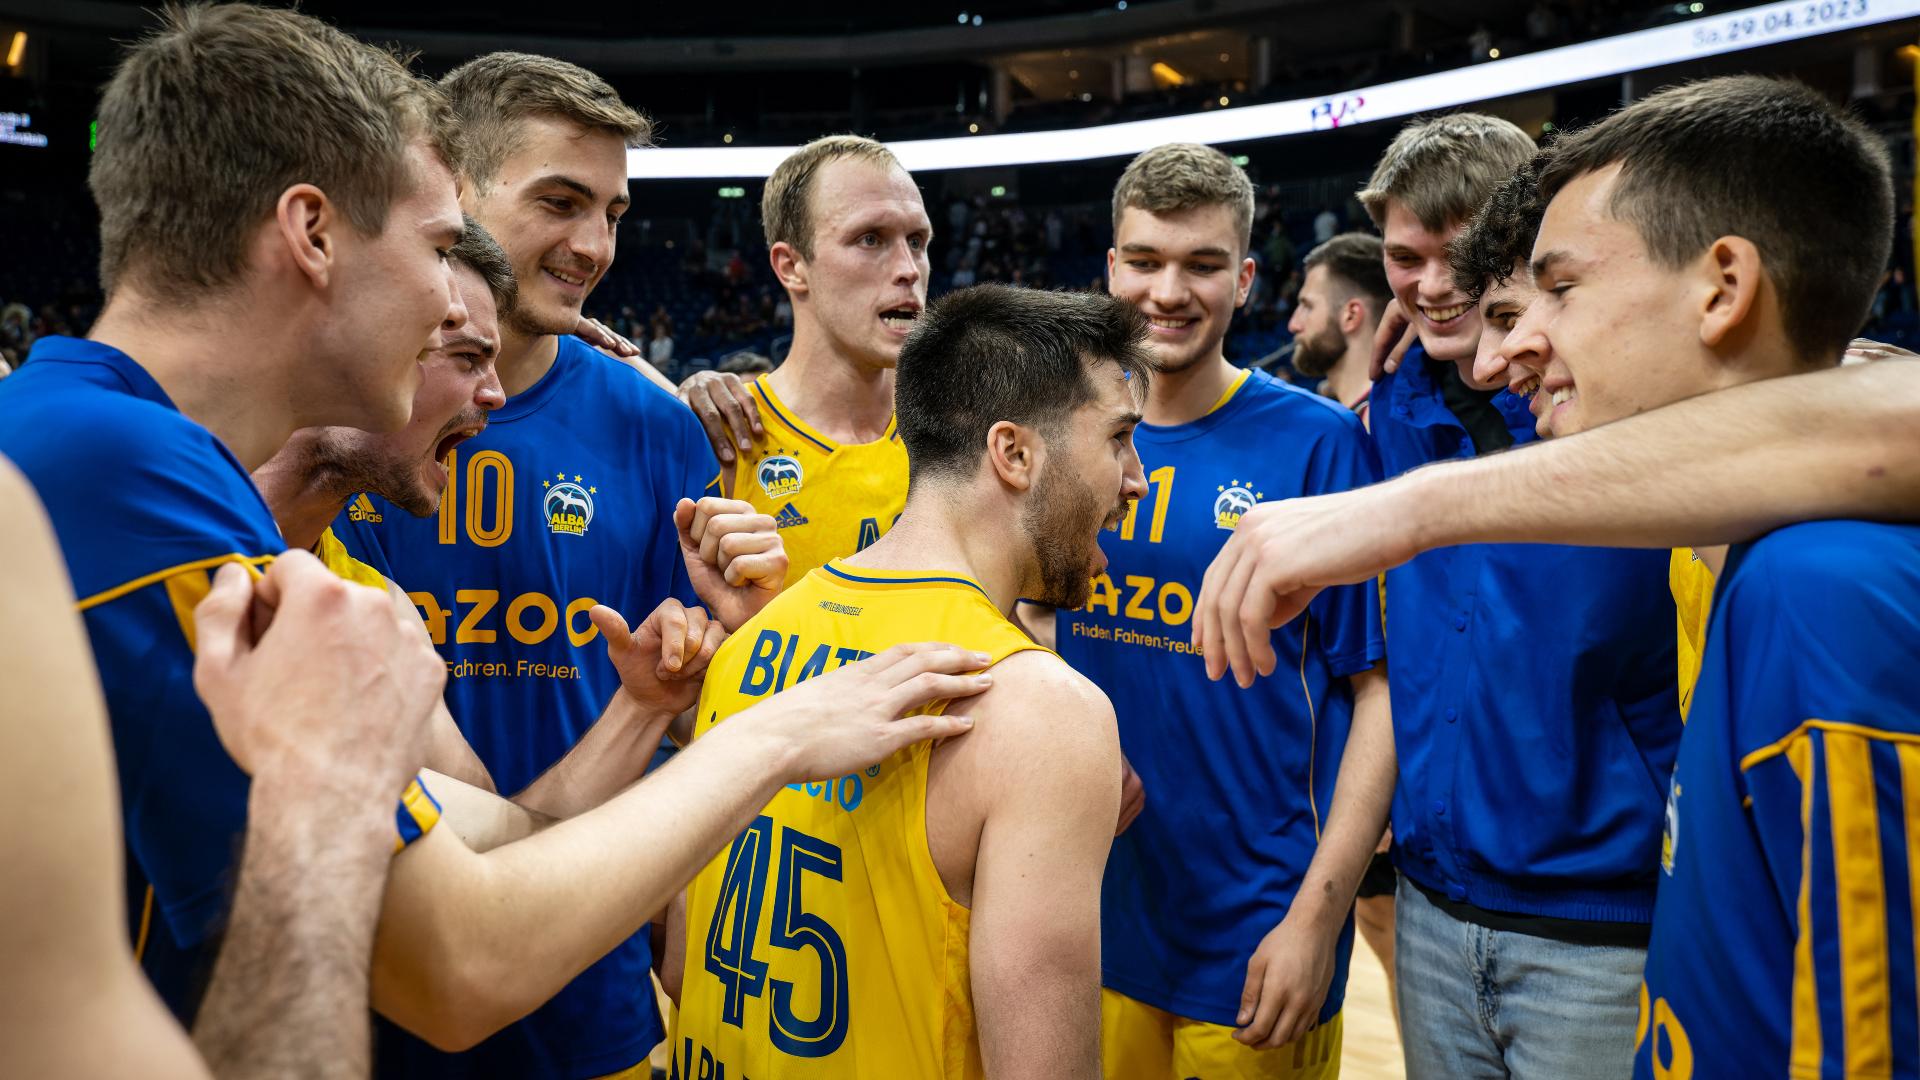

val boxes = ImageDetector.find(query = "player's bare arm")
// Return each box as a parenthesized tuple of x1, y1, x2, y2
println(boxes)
(1196, 357, 1920, 686)
(0, 460, 210, 1080)
(191, 549, 448, 1078)
(679, 368, 766, 470)
(1236, 662, 1394, 1049)
(929, 650, 1122, 1080)
(367, 641, 993, 1050)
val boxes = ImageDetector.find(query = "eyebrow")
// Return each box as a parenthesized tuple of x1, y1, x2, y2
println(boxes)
(535, 174, 631, 209)
(1118, 242, 1231, 258)
(444, 329, 497, 359)
(1114, 410, 1144, 426)
(1531, 250, 1572, 281)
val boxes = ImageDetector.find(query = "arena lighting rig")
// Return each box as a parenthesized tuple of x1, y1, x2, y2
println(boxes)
(628, 0, 1920, 179)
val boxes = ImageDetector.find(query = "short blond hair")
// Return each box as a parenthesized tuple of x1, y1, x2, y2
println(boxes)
(762, 135, 901, 259)
(1358, 113, 1537, 232)
(1110, 143, 1255, 253)
(440, 52, 651, 191)
(90, 3, 460, 301)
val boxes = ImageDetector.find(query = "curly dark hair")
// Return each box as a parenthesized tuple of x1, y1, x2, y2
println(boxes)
(1447, 153, 1548, 302)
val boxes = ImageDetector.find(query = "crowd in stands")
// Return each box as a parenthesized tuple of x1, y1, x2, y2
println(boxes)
(4, 176, 1917, 383)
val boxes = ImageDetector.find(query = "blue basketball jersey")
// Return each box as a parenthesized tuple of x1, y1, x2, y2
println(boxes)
(0, 336, 440, 1020)
(1055, 368, 1385, 1026)
(336, 335, 718, 1077)
(1637, 520, 1920, 1080)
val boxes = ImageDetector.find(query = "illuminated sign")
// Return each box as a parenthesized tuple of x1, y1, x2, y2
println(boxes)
(630, 0, 1919, 178)
(0, 112, 46, 148)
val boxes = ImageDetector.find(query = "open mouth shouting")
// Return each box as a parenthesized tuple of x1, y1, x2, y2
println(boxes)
(433, 417, 488, 476)
(880, 302, 922, 336)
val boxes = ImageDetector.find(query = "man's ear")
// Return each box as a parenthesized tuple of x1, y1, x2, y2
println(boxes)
(1338, 297, 1367, 336)
(986, 419, 1040, 492)
(770, 241, 808, 298)
(1698, 236, 1765, 352)
(275, 183, 335, 290)
(1236, 256, 1257, 310)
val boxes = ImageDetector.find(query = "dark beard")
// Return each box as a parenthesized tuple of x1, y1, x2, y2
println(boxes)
(307, 429, 438, 520)
(1290, 324, 1348, 379)
(1020, 464, 1106, 610)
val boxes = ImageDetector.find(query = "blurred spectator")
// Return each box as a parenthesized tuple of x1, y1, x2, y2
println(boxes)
(1314, 207, 1339, 245)
(648, 322, 675, 370)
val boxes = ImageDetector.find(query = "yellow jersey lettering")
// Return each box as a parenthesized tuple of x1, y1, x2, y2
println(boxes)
(564, 596, 600, 648)
(506, 590, 559, 645)
(411, 590, 450, 644)
(1086, 573, 1121, 617)
(1122, 575, 1156, 621)
(455, 588, 500, 644)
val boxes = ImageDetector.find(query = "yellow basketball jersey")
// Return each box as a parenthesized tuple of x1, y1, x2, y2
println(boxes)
(314, 525, 390, 592)
(1669, 546, 1715, 722)
(729, 377, 909, 588)
(673, 560, 1045, 1080)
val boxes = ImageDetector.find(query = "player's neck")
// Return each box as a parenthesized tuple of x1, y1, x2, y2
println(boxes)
(844, 491, 1023, 618)
(251, 433, 348, 551)
(769, 328, 895, 444)
(88, 290, 298, 472)
(495, 323, 561, 399)
(1324, 345, 1371, 408)
(1696, 543, 1728, 578)
(1144, 350, 1239, 427)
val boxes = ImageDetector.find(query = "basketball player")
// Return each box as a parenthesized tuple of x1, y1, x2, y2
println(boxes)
(1202, 74, 1920, 1078)
(326, 52, 770, 1076)
(0, 1, 468, 1031)
(681, 135, 921, 586)
(672, 285, 1146, 1080)
(1019, 144, 1384, 1079)
(0, 460, 445, 1078)
(1266, 113, 1676, 1080)
(0, 11, 998, 1074)
(1288, 232, 1391, 427)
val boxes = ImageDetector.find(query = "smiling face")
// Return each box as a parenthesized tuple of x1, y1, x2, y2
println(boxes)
(467, 114, 630, 337)
(786, 158, 931, 370)
(313, 262, 505, 515)
(1106, 203, 1254, 374)
(1380, 200, 1488, 382)
(1524, 164, 1721, 438)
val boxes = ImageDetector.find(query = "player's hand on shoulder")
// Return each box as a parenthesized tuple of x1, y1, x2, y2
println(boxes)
(736, 641, 995, 781)
(1844, 337, 1920, 364)
(1370, 297, 1416, 380)
(590, 597, 726, 719)
(575, 315, 640, 357)
(675, 496, 786, 631)
(676, 369, 763, 464)
(192, 549, 444, 802)
(1195, 486, 1412, 688)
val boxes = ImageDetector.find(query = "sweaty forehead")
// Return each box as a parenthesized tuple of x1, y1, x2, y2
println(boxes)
(812, 160, 927, 229)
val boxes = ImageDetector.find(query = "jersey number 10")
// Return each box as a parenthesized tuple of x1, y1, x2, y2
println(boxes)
(704, 816, 851, 1058)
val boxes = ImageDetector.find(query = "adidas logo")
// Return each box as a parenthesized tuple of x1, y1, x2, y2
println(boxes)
(774, 503, 809, 529)
(348, 493, 383, 523)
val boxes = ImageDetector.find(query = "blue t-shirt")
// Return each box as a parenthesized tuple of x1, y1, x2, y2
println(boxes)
(0, 336, 439, 1018)
(337, 335, 718, 1078)
(1372, 350, 1679, 923)
(1637, 520, 1920, 1079)
(1055, 369, 1385, 1025)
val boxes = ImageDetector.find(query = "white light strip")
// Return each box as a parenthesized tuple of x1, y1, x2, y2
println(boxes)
(630, 0, 1920, 178)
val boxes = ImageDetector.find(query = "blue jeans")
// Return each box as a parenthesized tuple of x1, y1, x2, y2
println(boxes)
(1394, 875, 1645, 1080)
